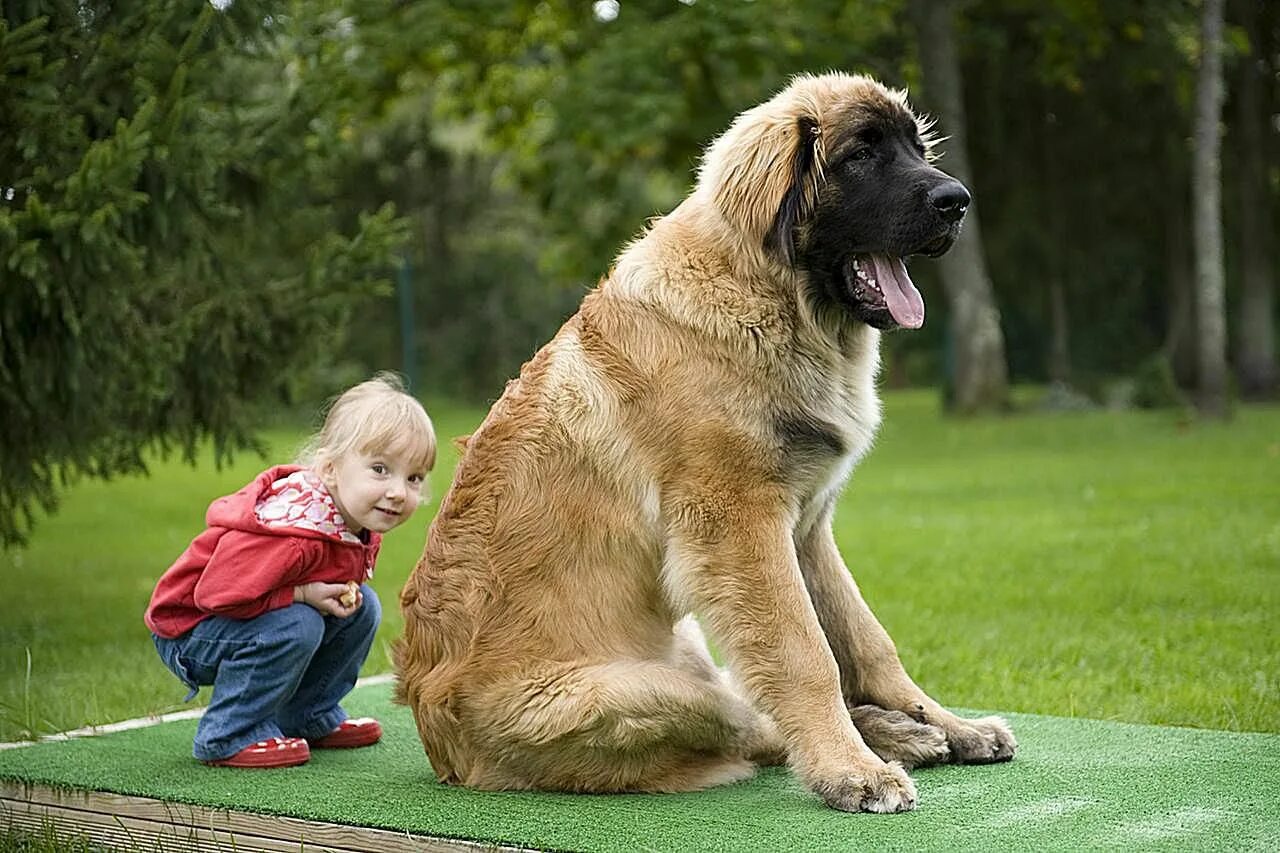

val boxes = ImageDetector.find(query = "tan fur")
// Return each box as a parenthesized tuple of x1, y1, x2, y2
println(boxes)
(395, 72, 1014, 814)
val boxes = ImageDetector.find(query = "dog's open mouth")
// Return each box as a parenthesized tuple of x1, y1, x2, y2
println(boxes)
(844, 254, 925, 329)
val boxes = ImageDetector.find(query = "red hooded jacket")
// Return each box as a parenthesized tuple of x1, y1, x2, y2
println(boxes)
(145, 465, 381, 639)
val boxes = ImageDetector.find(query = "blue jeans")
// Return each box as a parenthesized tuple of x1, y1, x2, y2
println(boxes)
(152, 585, 381, 761)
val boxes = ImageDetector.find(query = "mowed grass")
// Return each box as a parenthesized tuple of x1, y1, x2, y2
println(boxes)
(1, 390, 1277, 743)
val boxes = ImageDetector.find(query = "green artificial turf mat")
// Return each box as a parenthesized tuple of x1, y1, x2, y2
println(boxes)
(1, 681, 1277, 852)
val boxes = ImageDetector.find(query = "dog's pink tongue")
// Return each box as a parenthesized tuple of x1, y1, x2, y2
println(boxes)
(871, 254, 925, 329)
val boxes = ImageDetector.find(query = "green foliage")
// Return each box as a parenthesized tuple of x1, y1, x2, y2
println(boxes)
(0, 2, 408, 545)
(1130, 352, 1191, 409)
(0, 826, 112, 853)
(323, 0, 1274, 405)
(441, 0, 905, 282)
(305, 0, 913, 396)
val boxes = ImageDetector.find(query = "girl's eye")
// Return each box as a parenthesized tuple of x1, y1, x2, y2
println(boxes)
(371, 463, 388, 475)
(408, 474, 425, 486)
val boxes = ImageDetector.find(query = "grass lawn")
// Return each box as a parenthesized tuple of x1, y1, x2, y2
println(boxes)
(1, 390, 1277, 743)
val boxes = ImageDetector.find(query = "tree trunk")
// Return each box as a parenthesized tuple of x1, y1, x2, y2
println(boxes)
(1192, 0, 1229, 418)
(1041, 97, 1071, 386)
(1163, 194, 1197, 386)
(908, 0, 1009, 414)
(1164, 133, 1197, 387)
(1231, 0, 1278, 399)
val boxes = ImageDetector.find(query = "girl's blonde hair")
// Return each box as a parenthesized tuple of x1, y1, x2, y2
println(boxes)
(297, 372, 436, 473)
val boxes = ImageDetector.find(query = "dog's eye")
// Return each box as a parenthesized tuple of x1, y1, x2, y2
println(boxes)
(849, 148, 874, 162)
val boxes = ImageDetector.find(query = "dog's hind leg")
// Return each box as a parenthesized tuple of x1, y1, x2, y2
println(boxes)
(670, 615, 787, 765)
(464, 659, 777, 793)
(796, 512, 1014, 766)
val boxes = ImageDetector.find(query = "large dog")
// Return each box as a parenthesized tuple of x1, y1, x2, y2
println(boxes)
(395, 72, 1016, 814)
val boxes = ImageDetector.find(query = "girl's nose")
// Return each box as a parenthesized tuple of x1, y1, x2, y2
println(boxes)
(386, 480, 405, 499)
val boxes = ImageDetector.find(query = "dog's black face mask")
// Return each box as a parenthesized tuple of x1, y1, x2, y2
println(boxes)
(773, 109, 970, 331)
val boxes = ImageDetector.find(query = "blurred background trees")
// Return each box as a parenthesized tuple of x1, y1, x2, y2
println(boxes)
(2, 0, 1277, 542)
(338, 0, 1277, 412)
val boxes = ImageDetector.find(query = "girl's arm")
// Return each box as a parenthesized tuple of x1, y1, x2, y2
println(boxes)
(191, 532, 307, 619)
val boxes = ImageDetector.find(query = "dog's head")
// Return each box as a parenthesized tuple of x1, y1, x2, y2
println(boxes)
(698, 72, 968, 331)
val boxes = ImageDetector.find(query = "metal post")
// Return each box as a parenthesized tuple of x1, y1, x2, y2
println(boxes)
(397, 258, 418, 393)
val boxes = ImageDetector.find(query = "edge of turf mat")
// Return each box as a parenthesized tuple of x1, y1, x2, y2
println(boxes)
(1, 681, 1277, 853)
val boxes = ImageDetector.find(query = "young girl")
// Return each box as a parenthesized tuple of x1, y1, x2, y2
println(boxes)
(145, 373, 436, 768)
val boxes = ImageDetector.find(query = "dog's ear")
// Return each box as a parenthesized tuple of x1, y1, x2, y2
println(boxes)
(765, 115, 821, 266)
(698, 93, 825, 255)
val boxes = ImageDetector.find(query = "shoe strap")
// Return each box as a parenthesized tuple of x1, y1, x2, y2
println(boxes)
(250, 737, 302, 750)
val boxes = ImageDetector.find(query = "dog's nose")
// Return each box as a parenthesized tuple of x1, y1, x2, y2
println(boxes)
(928, 181, 971, 223)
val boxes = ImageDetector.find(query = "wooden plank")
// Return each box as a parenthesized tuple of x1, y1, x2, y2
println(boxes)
(2, 796, 355, 853)
(2, 781, 528, 852)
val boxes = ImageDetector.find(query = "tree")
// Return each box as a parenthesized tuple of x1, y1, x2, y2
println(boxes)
(1192, 0, 1229, 418)
(1230, 0, 1277, 399)
(908, 0, 1010, 413)
(0, 2, 405, 546)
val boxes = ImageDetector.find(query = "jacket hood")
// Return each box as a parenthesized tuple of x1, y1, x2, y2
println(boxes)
(205, 465, 362, 544)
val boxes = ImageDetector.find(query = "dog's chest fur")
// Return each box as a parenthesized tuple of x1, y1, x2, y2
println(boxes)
(777, 328, 883, 535)
(564, 224, 885, 541)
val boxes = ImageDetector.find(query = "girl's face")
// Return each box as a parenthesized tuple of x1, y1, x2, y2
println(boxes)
(320, 444, 428, 535)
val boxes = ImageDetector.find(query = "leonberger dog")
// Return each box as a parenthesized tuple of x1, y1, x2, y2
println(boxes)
(395, 72, 1016, 813)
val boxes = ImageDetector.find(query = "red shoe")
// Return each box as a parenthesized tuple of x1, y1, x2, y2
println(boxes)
(309, 717, 382, 749)
(204, 737, 310, 768)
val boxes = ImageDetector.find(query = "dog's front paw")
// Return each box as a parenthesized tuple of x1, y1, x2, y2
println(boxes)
(946, 715, 1017, 764)
(811, 760, 917, 813)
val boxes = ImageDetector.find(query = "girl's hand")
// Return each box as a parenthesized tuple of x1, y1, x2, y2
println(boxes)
(293, 581, 362, 618)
